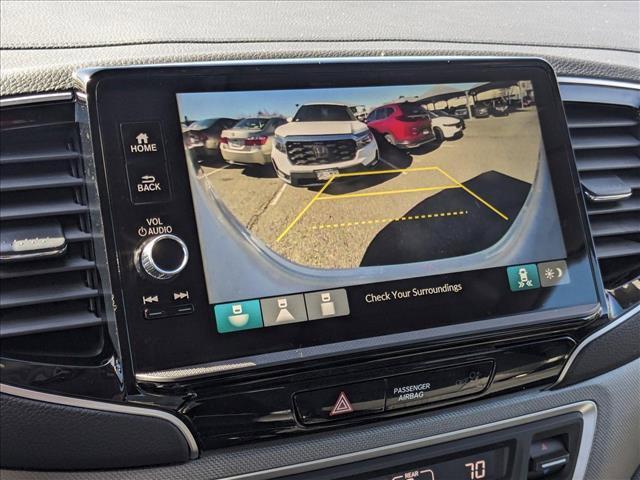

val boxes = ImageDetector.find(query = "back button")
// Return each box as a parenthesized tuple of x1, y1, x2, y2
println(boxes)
(126, 159, 171, 204)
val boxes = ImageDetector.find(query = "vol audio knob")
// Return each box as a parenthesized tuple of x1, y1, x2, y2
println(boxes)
(138, 234, 189, 280)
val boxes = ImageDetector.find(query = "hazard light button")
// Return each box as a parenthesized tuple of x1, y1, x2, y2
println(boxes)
(293, 379, 385, 425)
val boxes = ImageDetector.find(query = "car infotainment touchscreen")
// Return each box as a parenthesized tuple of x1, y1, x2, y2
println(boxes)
(178, 81, 556, 272)
(164, 59, 600, 364)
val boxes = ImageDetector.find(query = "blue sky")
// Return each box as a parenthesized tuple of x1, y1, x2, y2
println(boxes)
(176, 82, 482, 122)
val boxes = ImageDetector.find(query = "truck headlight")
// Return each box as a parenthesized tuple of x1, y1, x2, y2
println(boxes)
(274, 136, 286, 153)
(355, 131, 373, 149)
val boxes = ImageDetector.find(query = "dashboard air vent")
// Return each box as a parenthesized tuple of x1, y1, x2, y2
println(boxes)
(0, 98, 105, 361)
(564, 98, 640, 289)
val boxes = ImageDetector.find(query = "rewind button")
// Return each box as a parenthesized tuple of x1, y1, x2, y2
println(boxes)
(142, 295, 159, 305)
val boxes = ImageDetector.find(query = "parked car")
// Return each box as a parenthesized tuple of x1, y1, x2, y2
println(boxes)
(470, 103, 490, 118)
(183, 117, 238, 163)
(446, 105, 471, 119)
(220, 117, 288, 166)
(350, 105, 368, 122)
(271, 103, 378, 186)
(425, 110, 465, 140)
(488, 99, 510, 116)
(366, 102, 435, 148)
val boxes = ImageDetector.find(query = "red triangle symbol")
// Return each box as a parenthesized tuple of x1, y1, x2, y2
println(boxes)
(330, 391, 354, 416)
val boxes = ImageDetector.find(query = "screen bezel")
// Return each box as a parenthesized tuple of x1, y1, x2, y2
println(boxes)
(85, 58, 604, 375)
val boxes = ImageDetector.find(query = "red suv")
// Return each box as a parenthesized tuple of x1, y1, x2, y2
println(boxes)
(366, 102, 435, 148)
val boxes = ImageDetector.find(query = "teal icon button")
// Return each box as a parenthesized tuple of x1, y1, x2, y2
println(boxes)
(506, 264, 540, 292)
(214, 300, 263, 333)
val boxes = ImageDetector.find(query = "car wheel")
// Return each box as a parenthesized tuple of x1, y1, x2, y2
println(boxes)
(434, 128, 444, 142)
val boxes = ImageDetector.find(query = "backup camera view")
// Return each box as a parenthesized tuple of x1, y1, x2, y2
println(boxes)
(178, 81, 544, 269)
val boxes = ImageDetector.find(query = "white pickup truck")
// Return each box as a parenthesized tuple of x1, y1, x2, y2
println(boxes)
(271, 103, 378, 186)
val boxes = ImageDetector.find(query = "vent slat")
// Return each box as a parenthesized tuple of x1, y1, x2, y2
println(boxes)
(587, 197, 640, 215)
(0, 308, 102, 338)
(590, 215, 640, 238)
(574, 151, 640, 172)
(63, 225, 92, 242)
(0, 149, 80, 165)
(0, 280, 98, 309)
(0, 198, 88, 221)
(565, 104, 638, 129)
(0, 172, 83, 192)
(0, 255, 95, 279)
(619, 173, 640, 189)
(595, 238, 640, 259)
(569, 131, 640, 150)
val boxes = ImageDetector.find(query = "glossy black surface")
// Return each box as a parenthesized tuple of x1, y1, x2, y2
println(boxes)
(0, 355, 125, 400)
(83, 58, 604, 373)
(154, 337, 575, 449)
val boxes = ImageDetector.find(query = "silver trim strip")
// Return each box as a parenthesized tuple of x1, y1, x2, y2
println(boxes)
(0, 244, 67, 263)
(584, 190, 633, 203)
(541, 458, 569, 469)
(0, 92, 73, 108)
(216, 401, 597, 480)
(555, 303, 640, 386)
(0, 383, 199, 460)
(557, 76, 640, 91)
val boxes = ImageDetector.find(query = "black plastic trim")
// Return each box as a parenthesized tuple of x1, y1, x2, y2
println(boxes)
(0, 391, 191, 470)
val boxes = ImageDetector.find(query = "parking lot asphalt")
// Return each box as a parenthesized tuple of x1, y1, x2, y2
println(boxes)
(200, 109, 541, 269)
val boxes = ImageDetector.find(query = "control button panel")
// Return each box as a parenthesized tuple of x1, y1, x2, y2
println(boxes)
(385, 361, 493, 411)
(213, 288, 350, 334)
(294, 379, 386, 425)
(120, 122, 172, 204)
(507, 259, 571, 292)
(293, 361, 494, 425)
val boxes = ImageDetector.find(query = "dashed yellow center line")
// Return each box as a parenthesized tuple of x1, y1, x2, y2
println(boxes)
(310, 210, 469, 230)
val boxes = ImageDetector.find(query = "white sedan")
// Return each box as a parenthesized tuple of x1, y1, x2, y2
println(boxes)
(425, 110, 465, 141)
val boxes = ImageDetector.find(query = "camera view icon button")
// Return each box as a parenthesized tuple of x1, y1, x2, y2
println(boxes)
(214, 300, 263, 333)
(260, 294, 308, 327)
(305, 289, 350, 320)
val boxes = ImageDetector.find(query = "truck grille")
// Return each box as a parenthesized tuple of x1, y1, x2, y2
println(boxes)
(286, 139, 357, 165)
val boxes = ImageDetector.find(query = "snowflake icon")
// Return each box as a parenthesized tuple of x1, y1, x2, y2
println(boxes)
(544, 268, 556, 280)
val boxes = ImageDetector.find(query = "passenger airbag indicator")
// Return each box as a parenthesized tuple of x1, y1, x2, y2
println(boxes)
(385, 361, 493, 410)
